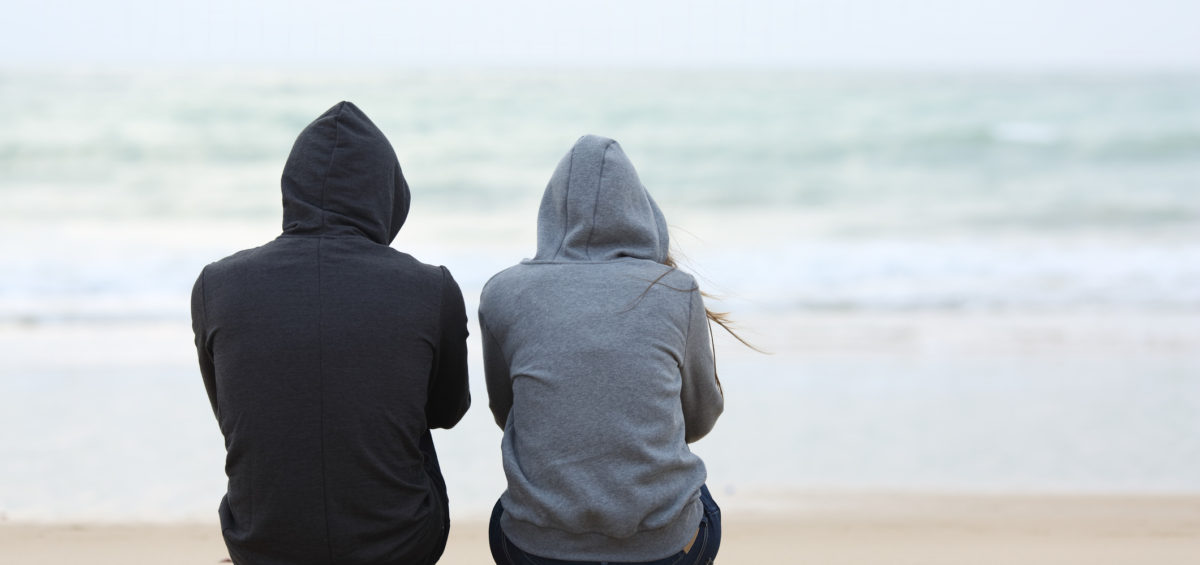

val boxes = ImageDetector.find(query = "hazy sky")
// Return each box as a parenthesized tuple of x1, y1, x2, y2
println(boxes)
(3, 0, 1198, 69)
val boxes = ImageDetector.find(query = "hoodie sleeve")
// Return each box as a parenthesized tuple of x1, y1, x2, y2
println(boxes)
(191, 269, 219, 420)
(478, 307, 513, 430)
(681, 287, 723, 443)
(426, 267, 471, 429)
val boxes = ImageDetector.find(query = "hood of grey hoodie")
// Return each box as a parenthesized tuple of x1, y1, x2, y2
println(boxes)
(280, 101, 410, 245)
(530, 135, 670, 263)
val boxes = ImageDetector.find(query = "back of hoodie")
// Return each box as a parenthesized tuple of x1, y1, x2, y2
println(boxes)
(479, 135, 724, 562)
(191, 102, 470, 565)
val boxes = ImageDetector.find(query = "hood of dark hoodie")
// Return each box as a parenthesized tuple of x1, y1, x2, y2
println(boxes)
(531, 135, 669, 263)
(281, 101, 410, 245)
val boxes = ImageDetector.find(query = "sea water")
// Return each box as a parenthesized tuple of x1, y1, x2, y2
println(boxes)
(1, 69, 1198, 521)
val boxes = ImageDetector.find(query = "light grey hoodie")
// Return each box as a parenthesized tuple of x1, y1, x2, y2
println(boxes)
(478, 135, 723, 561)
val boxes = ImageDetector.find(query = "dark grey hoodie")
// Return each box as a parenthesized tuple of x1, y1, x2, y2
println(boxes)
(191, 102, 470, 565)
(479, 135, 723, 561)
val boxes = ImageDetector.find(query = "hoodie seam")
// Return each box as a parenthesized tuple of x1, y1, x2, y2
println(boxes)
(550, 143, 578, 261)
(197, 267, 210, 335)
(278, 234, 378, 240)
(682, 281, 696, 367)
(316, 237, 333, 565)
(582, 140, 615, 261)
(316, 105, 345, 234)
(520, 257, 649, 265)
(428, 266, 450, 417)
(478, 310, 515, 429)
(479, 314, 511, 368)
(197, 268, 220, 419)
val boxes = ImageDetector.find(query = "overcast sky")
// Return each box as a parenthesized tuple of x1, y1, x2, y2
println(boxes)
(3, 0, 1198, 70)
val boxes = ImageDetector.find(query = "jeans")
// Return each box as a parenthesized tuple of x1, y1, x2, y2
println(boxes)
(489, 484, 721, 565)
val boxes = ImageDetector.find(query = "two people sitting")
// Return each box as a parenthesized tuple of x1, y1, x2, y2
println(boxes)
(191, 102, 728, 565)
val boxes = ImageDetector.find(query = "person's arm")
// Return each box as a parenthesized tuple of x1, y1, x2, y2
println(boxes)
(680, 287, 723, 443)
(426, 267, 471, 429)
(191, 269, 219, 420)
(478, 308, 513, 429)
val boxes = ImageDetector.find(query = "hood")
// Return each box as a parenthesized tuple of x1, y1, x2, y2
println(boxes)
(280, 101, 410, 245)
(532, 135, 669, 263)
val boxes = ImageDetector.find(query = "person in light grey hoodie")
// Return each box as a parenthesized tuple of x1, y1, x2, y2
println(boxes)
(479, 135, 725, 564)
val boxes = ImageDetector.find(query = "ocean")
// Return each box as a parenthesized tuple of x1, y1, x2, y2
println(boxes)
(1, 69, 1198, 521)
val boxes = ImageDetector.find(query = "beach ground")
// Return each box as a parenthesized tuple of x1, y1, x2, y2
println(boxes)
(4, 492, 1199, 564)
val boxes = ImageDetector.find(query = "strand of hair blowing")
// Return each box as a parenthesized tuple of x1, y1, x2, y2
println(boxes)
(638, 253, 766, 389)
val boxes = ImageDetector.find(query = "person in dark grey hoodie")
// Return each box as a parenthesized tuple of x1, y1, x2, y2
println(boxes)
(479, 135, 724, 564)
(190, 101, 470, 565)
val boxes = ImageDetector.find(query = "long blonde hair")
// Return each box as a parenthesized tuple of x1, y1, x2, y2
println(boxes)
(661, 254, 759, 351)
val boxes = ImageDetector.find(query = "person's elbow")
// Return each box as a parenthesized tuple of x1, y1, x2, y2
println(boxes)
(428, 393, 471, 430)
(489, 402, 510, 430)
(684, 403, 723, 443)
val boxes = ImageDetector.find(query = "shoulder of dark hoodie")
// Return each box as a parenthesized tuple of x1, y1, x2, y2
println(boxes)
(348, 239, 451, 286)
(197, 243, 272, 280)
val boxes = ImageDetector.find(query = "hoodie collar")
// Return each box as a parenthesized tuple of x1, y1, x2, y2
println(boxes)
(280, 101, 410, 244)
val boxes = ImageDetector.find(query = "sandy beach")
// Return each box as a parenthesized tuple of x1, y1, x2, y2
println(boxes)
(4, 492, 1199, 564)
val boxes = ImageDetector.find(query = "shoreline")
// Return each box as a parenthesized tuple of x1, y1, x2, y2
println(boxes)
(4, 491, 1199, 565)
